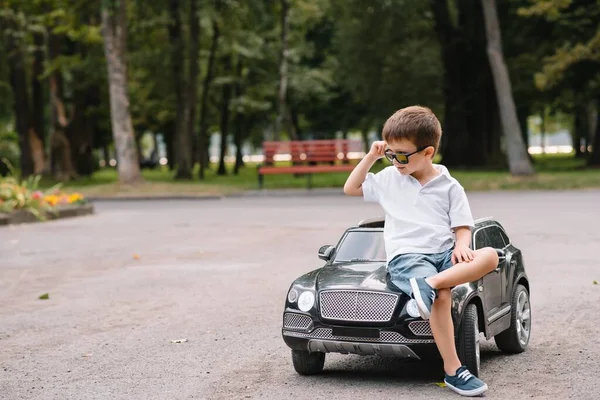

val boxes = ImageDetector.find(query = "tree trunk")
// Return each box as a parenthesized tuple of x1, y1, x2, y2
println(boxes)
(168, 0, 192, 179)
(48, 33, 78, 181)
(163, 118, 175, 170)
(430, 0, 470, 167)
(274, 0, 290, 141)
(589, 108, 600, 166)
(586, 102, 596, 154)
(101, 0, 142, 184)
(574, 102, 586, 158)
(187, 0, 200, 169)
(540, 109, 546, 155)
(233, 60, 245, 175)
(289, 107, 299, 140)
(198, 7, 220, 179)
(103, 145, 110, 166)
(2, 14, 34, 177)
(69, 71, 97, 176)
(233, 114, 245, 175)
(482, 0, 534, 176)
(458, 0, 492, 167)
(151, 132, 159, 162)
(31, 30, 47, 174)
(218, 56, 232, 176)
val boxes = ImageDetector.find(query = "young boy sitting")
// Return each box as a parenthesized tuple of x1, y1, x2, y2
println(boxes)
(343, 106, 498, 397)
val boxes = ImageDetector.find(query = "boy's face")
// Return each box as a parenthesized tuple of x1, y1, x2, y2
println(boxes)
(385, 138, 434, 176)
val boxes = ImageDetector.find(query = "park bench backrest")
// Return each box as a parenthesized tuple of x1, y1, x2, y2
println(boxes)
(262, 140, 362, 164)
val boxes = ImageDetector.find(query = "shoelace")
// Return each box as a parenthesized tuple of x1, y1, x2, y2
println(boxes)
(457, 369, 474, 383)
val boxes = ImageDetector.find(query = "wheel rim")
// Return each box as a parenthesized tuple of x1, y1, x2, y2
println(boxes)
(474, 311, 480, 372)
(516, 291, 531, 346)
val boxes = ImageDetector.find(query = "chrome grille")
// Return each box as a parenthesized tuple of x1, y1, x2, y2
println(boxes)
(283, 328, 434, 344)
(283, 313, 313, 331)
(408, 321, 433, 337)
(319, 290, 398, 322)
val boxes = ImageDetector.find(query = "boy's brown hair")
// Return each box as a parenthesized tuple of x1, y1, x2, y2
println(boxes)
(382, 106, 442, 153)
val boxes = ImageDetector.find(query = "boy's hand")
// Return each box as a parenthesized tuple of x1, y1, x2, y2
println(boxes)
(367, 141, 387, 160)
(452, 244, 475, 265)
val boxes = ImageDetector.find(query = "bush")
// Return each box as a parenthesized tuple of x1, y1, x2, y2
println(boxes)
(0, 160, 88, 220)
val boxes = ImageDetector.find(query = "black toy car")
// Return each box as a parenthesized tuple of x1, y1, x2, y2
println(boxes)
(281, 217, 531, 377)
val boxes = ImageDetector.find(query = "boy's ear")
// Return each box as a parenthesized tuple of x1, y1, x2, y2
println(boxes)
(424, 146, 435, 159)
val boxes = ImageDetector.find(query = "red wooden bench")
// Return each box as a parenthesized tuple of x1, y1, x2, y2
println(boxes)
(257, 139, 362, 189)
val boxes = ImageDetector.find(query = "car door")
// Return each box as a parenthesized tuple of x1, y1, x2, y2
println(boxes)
(497, 227, 516, 305)
(473, 226, 504, 320)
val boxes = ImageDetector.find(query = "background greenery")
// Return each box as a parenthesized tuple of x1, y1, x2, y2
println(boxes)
(0, 0, 599, 194)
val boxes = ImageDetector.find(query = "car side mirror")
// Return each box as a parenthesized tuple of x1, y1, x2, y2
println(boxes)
(318, 245, 335, 261)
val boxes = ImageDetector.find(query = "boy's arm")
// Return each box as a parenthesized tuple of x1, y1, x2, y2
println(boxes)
(454, 226, 472, 248)
(452, 227, 475, 264)
(449, 183, 476, 264)
(343, 141, 386, 197)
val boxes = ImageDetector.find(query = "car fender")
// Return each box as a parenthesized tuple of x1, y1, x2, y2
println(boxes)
(512, 273, 530, 297)
(452, 283, 489, 338)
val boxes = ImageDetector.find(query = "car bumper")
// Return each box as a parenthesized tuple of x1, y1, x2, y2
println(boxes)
(283, 332, 421, 358)
(282, 327, 437, 359)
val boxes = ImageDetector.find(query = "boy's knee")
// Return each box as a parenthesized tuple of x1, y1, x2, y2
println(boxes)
(482, 247, 499, 269)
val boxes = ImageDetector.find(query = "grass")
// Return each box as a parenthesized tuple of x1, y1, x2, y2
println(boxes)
(39, 153, 600, 198)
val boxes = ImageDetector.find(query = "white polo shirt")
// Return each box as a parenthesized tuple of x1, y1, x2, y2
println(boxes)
(362, 164, 474, 263)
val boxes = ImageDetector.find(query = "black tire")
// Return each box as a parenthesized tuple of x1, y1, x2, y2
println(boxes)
(291, 350, 325, 375)
(457, 303, 481, 378)
(495, 284, 531, 353)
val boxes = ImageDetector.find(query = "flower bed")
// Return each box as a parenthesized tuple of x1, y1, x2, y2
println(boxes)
(0, 174, 92, 224)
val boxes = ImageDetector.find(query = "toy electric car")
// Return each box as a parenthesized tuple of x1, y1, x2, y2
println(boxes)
(281, 217, 531, 377)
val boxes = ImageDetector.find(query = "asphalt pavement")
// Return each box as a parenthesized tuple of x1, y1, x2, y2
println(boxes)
(1, 190, 600, 399)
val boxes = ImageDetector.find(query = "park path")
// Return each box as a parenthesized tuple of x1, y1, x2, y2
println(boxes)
(1, 191, 600, 399)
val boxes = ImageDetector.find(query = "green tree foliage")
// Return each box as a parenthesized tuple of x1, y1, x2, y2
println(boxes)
(519, 0, 600, 164)
(2, 0, 599, 180)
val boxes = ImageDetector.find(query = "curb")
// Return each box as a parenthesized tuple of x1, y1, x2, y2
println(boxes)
(86, 195, 226, 202)
(0, 204, 95, 226)
(237, 188, 345, 197)
(86, 188, 345, 201)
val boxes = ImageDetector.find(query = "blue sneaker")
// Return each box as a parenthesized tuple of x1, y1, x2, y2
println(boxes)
(409, 277, 436, 320)
(444, 366, 488, 397)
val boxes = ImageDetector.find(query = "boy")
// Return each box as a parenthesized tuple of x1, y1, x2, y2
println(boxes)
(343, 106, 498, 397)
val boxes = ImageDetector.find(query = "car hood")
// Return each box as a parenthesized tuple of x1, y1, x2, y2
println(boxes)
(315, 262, 391, 292)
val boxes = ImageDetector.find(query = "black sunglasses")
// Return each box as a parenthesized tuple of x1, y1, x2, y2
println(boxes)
(384, 146, 429, 164)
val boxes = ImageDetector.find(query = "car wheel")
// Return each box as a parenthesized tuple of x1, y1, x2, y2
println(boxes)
(457, 303, 480, 378)
(291, 350, 325, 375)
(494, 284, 531, 353)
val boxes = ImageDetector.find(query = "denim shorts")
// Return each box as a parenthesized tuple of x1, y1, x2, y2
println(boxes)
(388, 247, 454, 297)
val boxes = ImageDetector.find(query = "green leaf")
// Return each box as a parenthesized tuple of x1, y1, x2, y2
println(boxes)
(39, 293, 49, 300)
(594, 280, 598, 285)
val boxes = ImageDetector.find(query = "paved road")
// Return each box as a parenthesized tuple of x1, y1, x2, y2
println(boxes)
(1, 191, 600, 399)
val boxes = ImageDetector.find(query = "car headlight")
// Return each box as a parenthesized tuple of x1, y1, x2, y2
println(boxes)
(406, 299, 421, 318)
(287, 288, 298, 303)
(297, 291, 315, 312)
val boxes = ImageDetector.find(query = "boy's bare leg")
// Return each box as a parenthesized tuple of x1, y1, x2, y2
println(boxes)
(426, 247, 498, 290)
(430, 288, 462, 375)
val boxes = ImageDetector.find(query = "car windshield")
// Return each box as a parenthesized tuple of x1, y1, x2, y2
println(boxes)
(333, 230, 386, 263)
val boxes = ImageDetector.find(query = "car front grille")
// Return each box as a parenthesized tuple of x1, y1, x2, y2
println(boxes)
(283, 313, 313, 331)
(408, 321, 433, 337)
(319, 290, 398, 322)
(283, 327, 434, 344)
